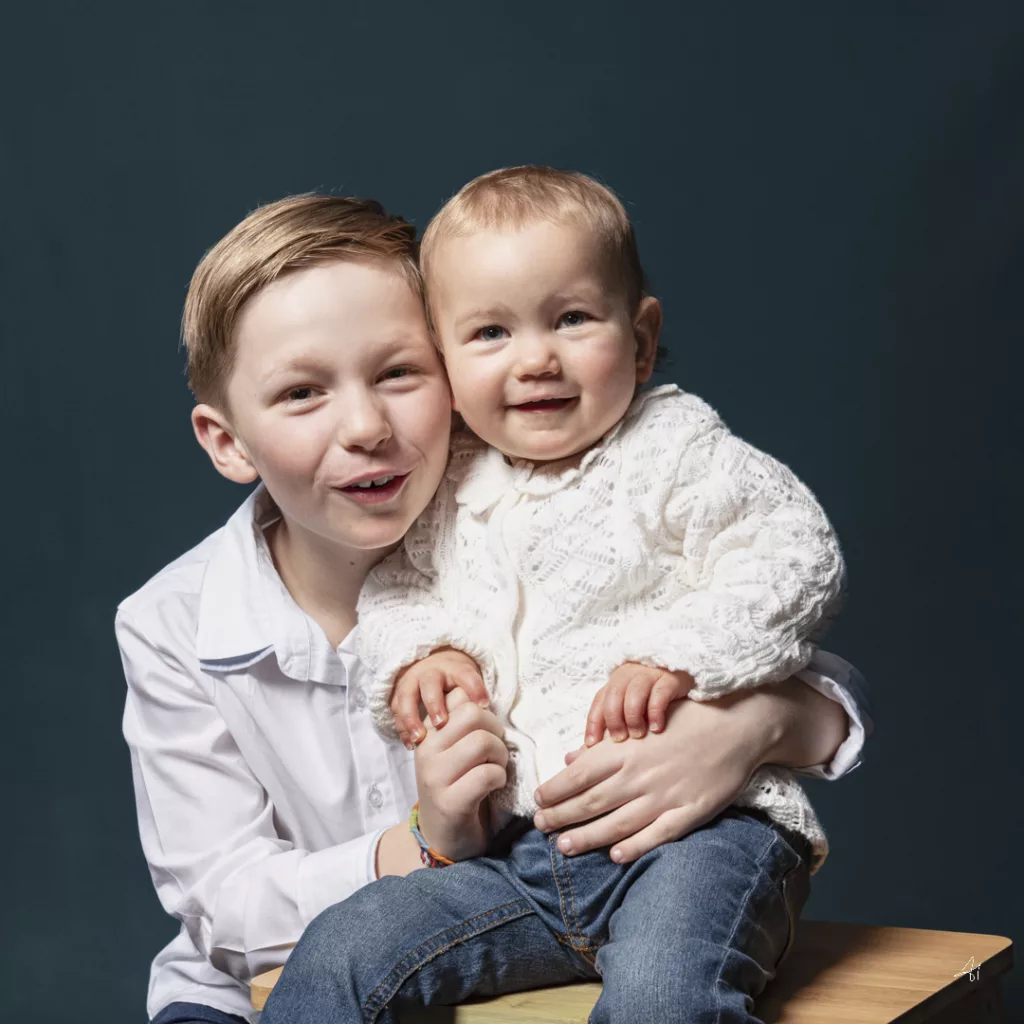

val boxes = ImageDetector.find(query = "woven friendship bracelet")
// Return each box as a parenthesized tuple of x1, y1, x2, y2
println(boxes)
(409, 802, 455, 868)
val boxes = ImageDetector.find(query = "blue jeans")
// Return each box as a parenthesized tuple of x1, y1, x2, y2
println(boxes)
(261, 808, 811, 1024)
(150, 1003, 249, 1024)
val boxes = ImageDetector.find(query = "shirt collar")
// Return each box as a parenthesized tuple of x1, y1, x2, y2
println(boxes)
(455, 384, 680, 514)
(195, 484, 341, 685)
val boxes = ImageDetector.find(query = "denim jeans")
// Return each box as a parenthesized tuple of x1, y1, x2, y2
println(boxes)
(261, 807, 811, 1024)
(150, 1002, 249, 1024)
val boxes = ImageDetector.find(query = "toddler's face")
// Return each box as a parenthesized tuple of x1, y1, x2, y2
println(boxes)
(428, 220, 659, 463)
(222, 260, 452, 557)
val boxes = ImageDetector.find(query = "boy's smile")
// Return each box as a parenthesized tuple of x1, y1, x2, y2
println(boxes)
(209, 260, 452, 564)
(428, 219, 661, 464)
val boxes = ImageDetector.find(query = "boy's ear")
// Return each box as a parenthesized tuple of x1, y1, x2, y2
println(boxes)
(633, 296, 663, 385)
(191, 404, 259, 484)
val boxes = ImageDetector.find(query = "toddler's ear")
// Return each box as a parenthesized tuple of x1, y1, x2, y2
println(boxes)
(191, 405, 259, 484)
(633, 297, 663, 385)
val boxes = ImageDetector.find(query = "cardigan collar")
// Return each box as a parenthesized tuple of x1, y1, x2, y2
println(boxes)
(454, 384, 679, 515)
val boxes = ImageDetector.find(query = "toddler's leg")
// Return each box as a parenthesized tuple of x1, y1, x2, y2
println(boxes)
(591, 808, 811, 1024)
(260, 851, 586, 1024)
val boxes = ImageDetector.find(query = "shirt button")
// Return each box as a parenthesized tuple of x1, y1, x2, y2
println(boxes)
(352, 686, 368, 711)
(367, 784, 384, 809)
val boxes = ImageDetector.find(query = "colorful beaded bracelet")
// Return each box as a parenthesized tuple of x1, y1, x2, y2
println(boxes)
(409, 802, 455, 868)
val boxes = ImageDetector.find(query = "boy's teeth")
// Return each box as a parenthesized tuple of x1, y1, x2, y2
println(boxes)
(353, 475, 395, 489)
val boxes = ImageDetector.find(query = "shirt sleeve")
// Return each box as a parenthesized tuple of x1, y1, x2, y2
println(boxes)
(613, 426, 847, 701)
(117, 608, 387, 983)
(792, 648, 874, 780)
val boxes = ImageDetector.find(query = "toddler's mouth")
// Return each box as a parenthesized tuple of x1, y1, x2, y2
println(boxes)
(511, 398, 577, 412)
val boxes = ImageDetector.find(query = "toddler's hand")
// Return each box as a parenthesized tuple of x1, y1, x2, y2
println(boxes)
(584, 663, 695, 745)
(392, 647, 490, 748)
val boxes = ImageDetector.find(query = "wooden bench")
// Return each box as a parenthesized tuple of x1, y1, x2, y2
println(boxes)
(250, 920, 1013, 1022)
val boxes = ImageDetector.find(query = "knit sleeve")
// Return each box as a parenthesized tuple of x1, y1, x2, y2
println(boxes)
(356, 486, 498, 740)
(615, 426, 846, 700)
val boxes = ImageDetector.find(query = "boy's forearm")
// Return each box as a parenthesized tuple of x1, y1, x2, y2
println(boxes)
(374, 819, 423, 878)
(740, 677, 848, 771)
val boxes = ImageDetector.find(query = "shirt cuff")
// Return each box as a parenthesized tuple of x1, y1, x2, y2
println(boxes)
(792, 649, 874, 781)
(296, 830, 387, 926)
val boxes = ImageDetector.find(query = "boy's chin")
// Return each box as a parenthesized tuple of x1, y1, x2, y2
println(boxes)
(342, 517, 413, 554)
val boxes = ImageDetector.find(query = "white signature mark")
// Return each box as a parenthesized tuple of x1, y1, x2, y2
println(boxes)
(953, 957, 980, 983)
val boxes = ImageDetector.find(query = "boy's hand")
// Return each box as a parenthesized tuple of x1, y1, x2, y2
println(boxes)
(392, 647, 491, 748)
(584, 663, 695, 745)
(414, 688, 508, 862)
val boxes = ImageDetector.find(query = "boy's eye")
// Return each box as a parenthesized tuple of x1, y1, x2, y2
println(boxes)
(475, 325, 508, 342)
(381, 366, 414, 381)
(558, 311, 588, 328)
(286, 386, 315, 402)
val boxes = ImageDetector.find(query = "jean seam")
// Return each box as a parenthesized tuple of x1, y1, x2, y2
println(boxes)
(549, 833, 598, 965)
(774, 858, 806, 969)
(362, 898, 534, 1022)
(712, 827, 785, 1024)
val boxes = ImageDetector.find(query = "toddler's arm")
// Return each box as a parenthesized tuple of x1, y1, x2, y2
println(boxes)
(615, 421, 845, 701)
(357, 484, 498, 744)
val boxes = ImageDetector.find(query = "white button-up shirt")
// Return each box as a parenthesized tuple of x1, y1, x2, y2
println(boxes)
(117, 486, 872, 1022)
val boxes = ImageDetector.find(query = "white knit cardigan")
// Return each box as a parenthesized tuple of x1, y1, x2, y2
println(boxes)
(358, 385, 846, 871)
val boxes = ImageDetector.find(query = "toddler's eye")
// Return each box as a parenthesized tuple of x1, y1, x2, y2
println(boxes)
(287, 386, 314, 402)
(559, 311, 588, 328)
(381, 366, 413, 381)
(476, 325, 508, 342)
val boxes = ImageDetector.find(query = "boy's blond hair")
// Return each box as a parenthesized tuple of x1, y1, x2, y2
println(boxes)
(420, 166, 648, 312)
(182, 194, 421, 410)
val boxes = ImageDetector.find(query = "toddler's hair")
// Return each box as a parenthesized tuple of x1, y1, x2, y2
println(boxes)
(182, 194, 421, 409)
(420, 166, 648, 312)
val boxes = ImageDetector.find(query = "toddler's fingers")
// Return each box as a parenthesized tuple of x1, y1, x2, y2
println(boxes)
(444, 687, 473, 713)
(584, 686, 609, 746)
(647, 667, 696, 733)
(647, 673, 685, 734)
(453, 667, 490, 709)
(391, 680, 426, 744)
(419, 672, 449, 729)
(623, 672, 657, 738)
(602, 679, 629, 743)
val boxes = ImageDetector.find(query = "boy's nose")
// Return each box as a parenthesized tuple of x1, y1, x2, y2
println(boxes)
(337, 396, 392, 451)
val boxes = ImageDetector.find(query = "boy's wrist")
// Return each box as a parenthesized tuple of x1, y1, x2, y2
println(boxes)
(754, 678, 846, 769)
(417, 800, 490, 863)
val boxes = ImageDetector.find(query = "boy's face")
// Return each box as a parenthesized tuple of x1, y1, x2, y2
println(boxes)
(207, 260, 451, 558)
(428, 219, 659, 463)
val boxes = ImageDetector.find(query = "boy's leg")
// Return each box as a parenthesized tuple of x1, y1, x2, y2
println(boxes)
(589, 808, 812, 1024)
(260, 827, 593, 1024)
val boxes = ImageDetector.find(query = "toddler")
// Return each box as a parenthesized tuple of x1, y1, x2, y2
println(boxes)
(275, 167, 847, 1023)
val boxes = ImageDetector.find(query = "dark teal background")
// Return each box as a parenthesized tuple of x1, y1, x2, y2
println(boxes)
(1, 4, 1020, 1021)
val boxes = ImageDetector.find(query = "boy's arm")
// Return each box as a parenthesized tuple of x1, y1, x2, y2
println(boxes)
(613, 427, 846, 701)
(118, 608, 405, 984)
(791, 649, 873, 779)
